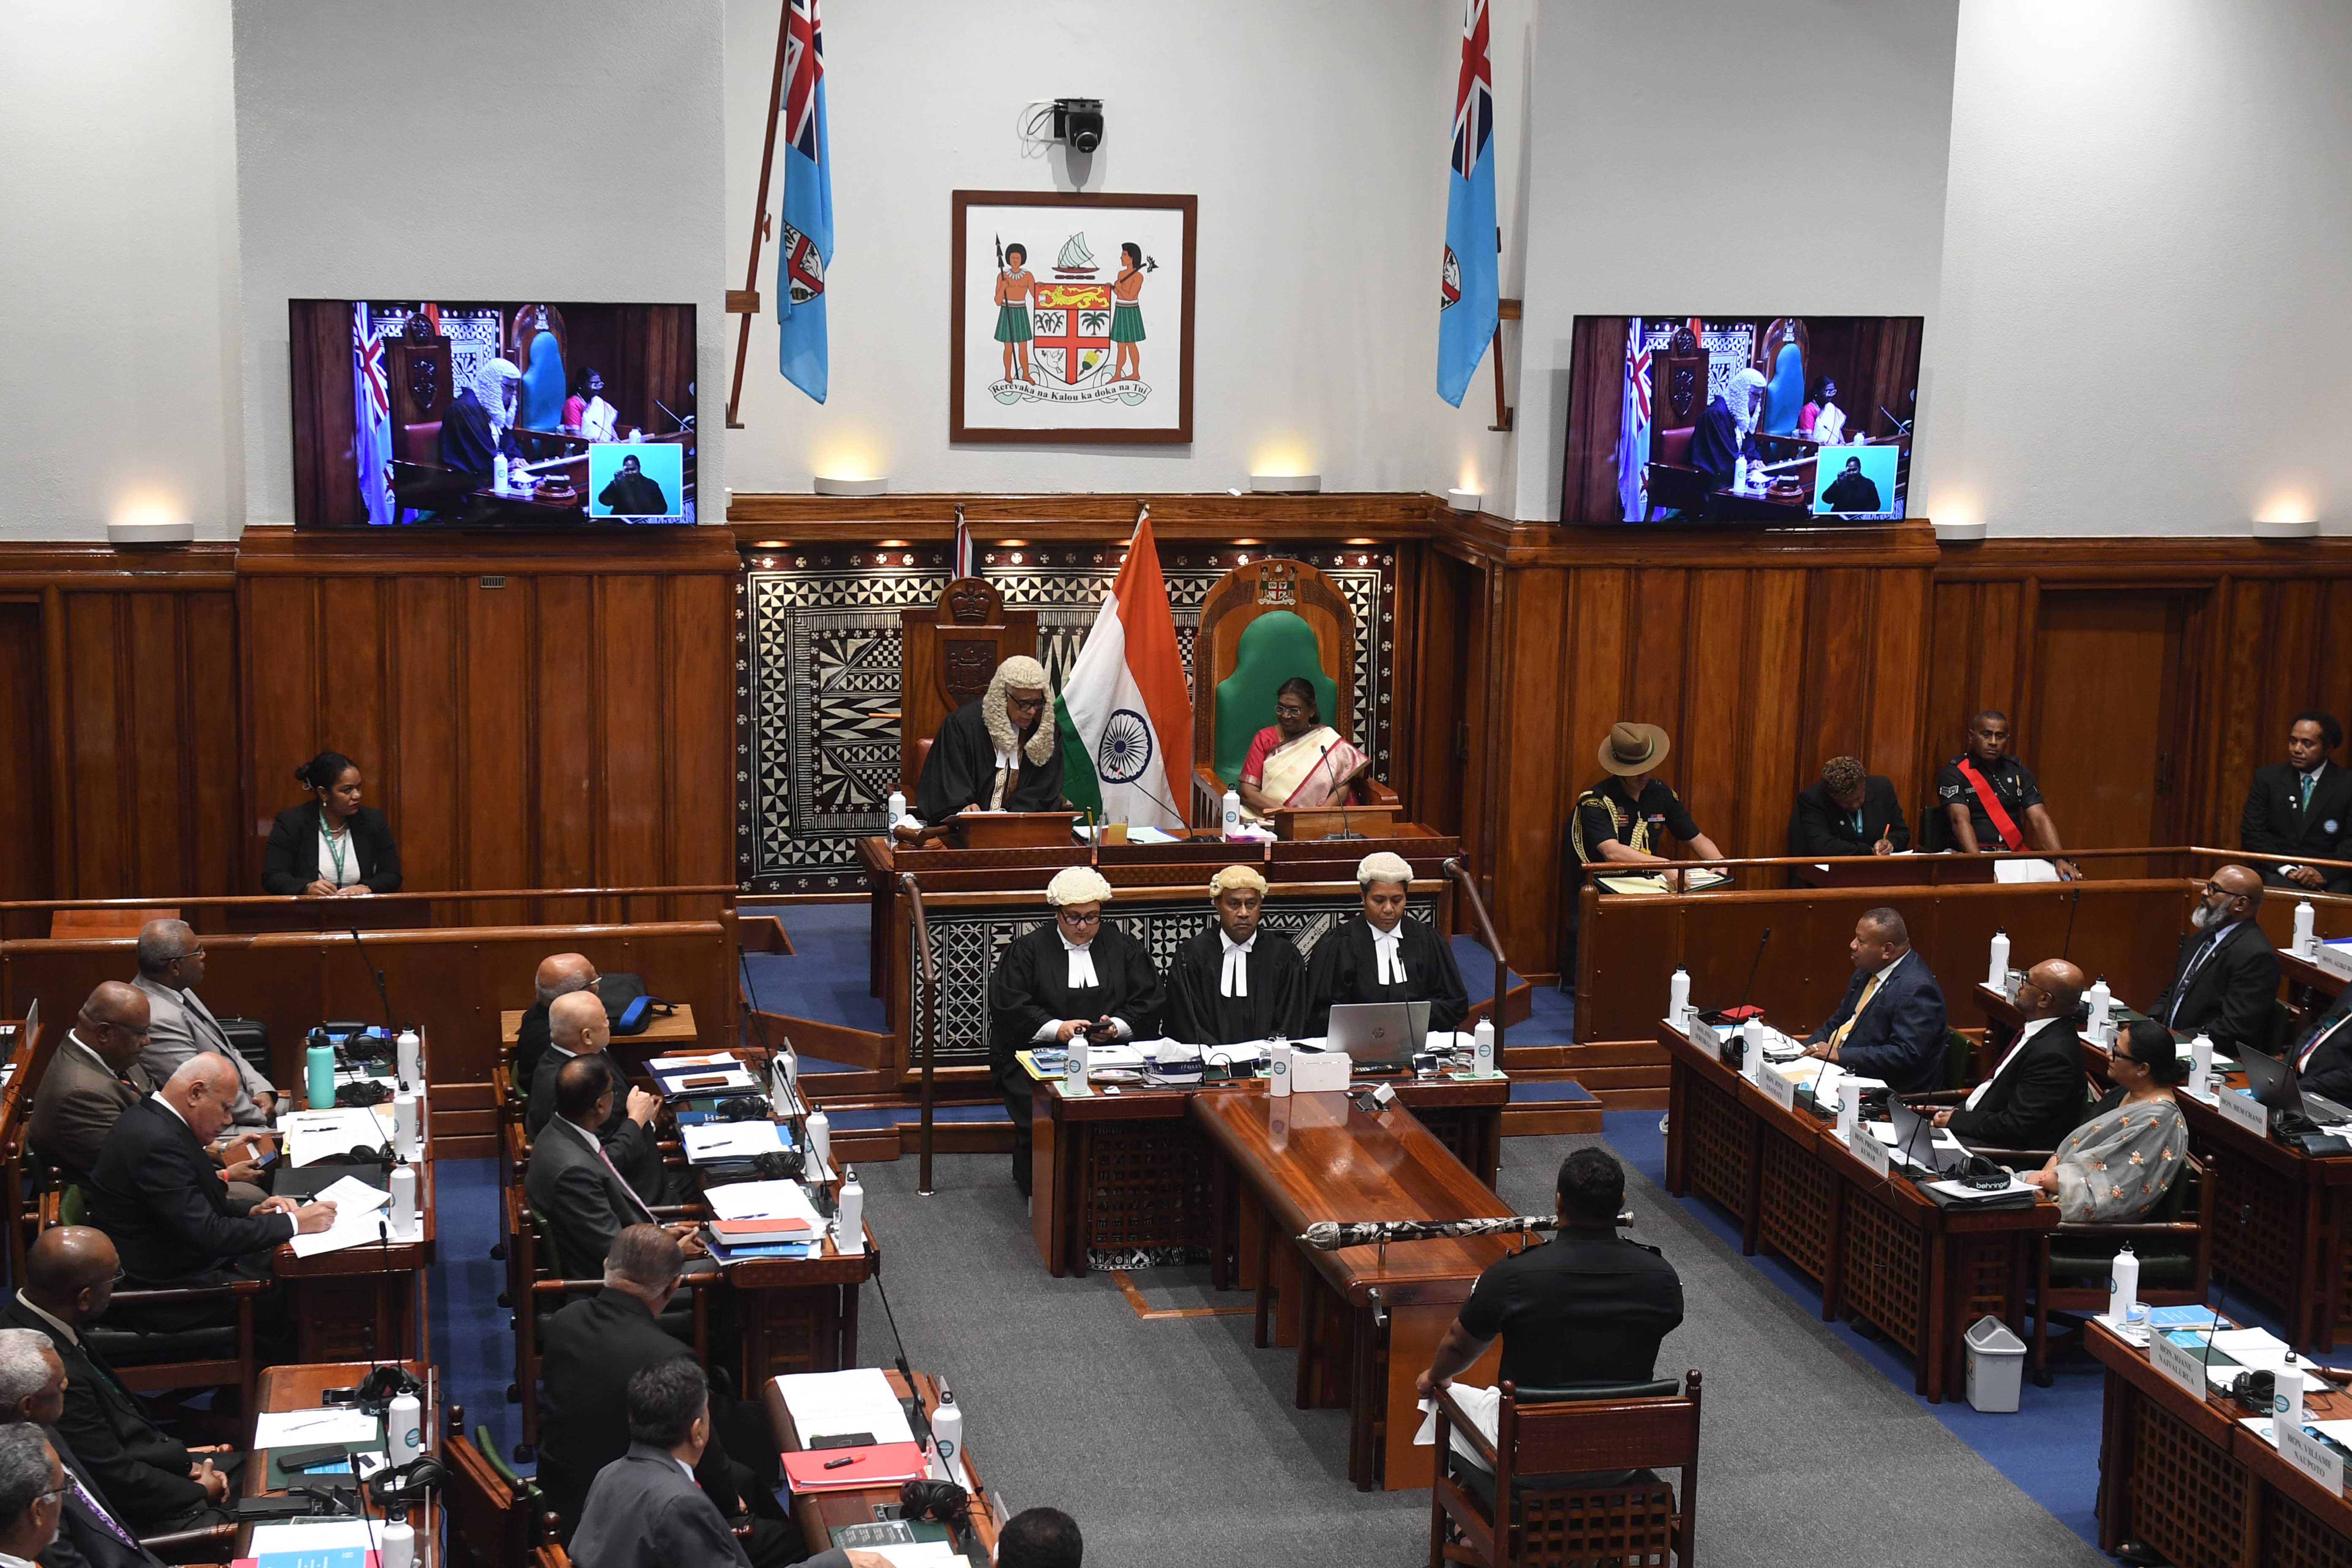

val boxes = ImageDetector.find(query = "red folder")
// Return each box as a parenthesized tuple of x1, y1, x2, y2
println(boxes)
(781, 1441, 928, 1492)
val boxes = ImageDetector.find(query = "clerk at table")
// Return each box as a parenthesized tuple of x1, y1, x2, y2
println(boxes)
(1801, 908, 1949, 1094)
(1303, 852, 1469, 1037)
(1165, 865, 1306, 1045)
(1936, 958, 2090, 1152)
(261, 750, 402, 895)
(2146, 863, 2281, 1055)
(1787, 756, 1909, 858)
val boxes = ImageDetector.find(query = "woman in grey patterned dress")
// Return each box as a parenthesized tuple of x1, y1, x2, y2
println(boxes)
(2024, 1018, 2189, 1222)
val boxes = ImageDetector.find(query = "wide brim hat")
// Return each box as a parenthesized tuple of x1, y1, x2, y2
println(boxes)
(1598, 721, 1671, 776)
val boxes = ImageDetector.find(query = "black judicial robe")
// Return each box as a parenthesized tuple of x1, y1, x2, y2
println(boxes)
(1304, 915, 1469, 1037)
(1165, 923, 1307, 1045)
(438, 389, 521, 480)
(914, 698, 1066, 822)
(987, 922, 1164, 1093)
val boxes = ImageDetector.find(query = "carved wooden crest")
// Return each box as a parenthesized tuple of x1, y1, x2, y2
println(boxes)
(403, 313, 437, 341)
(408, 356, 441, 412)
(1255, 560, 1299, 607)
(1671, 325, 1698, 355)
(944, 579, 999, 625)
(942, 639, 997, 704)
(1668, 366, 1698, 421)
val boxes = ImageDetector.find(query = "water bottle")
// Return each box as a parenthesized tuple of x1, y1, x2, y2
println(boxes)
(395, 1028, 420, 1087)
(2297, 898, 2319, 958)
(1471, 1018, 1496, 1078)
(2277, 1360, 2305, 1432)
(1986, 929, 2010, 988)
(1221, 788, 1242, 837)
(1668, 968, 1691, 1032)
(387, 1392, 423, 1465)
(305, 1036, 336, 1110)
(393, 1090, 419, 1156)
(389, 1163, 417, 1235)
(2107, 1243, 2140, 1323)
(1268, 1040, 1293, 1098)
(1741, 1016, 1767, 1081)
(887, 789, 907, 828)
(2190, 1034, 2215, 1097)
(492, 454, 509, 493)
(1838, 1079, 1862, 1141)
(380, 1517, 415, 1568)
(1733, 455, 1749, 490)
(804, 1107, 831, 1175)
(835, 1167, 865, 1255)
(1064, 1040, 1090, 1095)
(927, 1383, 963, 1484)
(2086, 976, 2113, 1044)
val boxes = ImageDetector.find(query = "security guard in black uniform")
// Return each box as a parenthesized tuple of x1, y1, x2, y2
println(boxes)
(1932, 709, 2080, 879)
(1416, 1148, 1684, 1399)
(1560, 722, 1726, 978)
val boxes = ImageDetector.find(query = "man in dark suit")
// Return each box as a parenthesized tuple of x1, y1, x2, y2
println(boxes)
(525, 1057, 703, 1280)
(517, 952, 599, 1091)
(2148, 864, 2282, 1055)
(7, 1229, 237, 1538)
(525, 996, 678, 1206)
(2242, 710, 2352, 893)
(29, 986, 156, 1193)
(83, 1057, 335, 1293)
(569, 1358, 751, 1568)
(0, 1330, 166, 1568)
(538, 1227, 795, 1563)
(2289, 988, 2352, 1105)
(1939, 959, 2091, 1152)
(0, 1424, 68, 1568)
(1788, 755, 1910, 858)
(1802, 907, 1949, 1094)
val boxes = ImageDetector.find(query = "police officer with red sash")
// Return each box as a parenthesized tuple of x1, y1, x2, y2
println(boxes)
(1934, 709, 2081, 880)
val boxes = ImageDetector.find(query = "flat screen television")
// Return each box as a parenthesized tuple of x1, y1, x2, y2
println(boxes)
(1559, 315, 1923, 525)
(289, 299, 697, 528)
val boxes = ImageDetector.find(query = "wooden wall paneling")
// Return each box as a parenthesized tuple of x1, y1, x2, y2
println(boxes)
(596, 573, 667, 910)
(122, 594, 191, 891)
(1799, 568, 1874, 773)
(285, 299, 361, 528)
(60, 594, 132, 895)
(1677, 570, 1752, 865)
(663, 572, 738, 921)
(533, 574, 599, 911)
(1626, 567, 1690, 742)
(1734, 572, 1808, 859)
(1560, 317, 1629, 523)
(183, 592, 243, 896)
(465, 575, 537, 923)
(1494, 566, 1572, 966)
(389, 576, 462, 906)
(316, 576, 390, 780)
(0, 601, 52, 901)
(1864, 566, 1930, 817)
(2028, 591, 2194, 853)
(240, 572, 321, 874)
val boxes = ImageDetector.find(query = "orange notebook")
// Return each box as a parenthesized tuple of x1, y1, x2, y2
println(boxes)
(781, 1441, 928, 1492)
(710, 1216, 812, 1243)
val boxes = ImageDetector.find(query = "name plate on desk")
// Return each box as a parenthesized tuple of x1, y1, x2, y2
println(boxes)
(1758, 1061, 1798, 1112)
(1852, 1127, 1891, 1178)
(2281, 1418, 2348, 1494)
(2217, 1087, 2271, 1137)
(2148, 1330, 2211, 1398)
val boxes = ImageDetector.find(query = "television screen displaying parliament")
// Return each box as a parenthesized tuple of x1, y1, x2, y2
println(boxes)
(6, 3, 2349, 1566)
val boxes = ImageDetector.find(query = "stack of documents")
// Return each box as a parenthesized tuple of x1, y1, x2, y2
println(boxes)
(650, 1053, 760, 1095)
(774, 1367, 915, 1448)
(285, 1173, 405, 1258)
(682, 1121, 789, 1164)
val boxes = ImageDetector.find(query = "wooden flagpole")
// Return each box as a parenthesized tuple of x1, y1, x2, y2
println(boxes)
(724, 2, 794, 431)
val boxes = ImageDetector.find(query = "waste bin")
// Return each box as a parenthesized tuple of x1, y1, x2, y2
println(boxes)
(1964, 1314, 2025, 1413)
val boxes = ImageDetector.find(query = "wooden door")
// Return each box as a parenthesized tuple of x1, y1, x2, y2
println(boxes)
(2028, 591, 2200, 867)
(0, 600, 53, 904)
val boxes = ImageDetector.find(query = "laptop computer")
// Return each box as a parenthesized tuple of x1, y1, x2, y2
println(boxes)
(1884, 1096, 1971, 1174)
(2238, 1047, 2352, 1124)
(1323, 1001, 1429, 1071)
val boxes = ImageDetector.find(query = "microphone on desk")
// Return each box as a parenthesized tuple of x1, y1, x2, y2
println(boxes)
(2061, 887, 2082, 960)
(1712, 928, 1772, 1065)
(2200, 1203, 2254, 1384)
(348, 927, 400, 1035)
(737, 948, 785, 1112)
(867, 1266, 937, 1459)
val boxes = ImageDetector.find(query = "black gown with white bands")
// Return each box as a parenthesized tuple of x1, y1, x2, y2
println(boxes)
(1302, 914, 1470, 1036)
(1165, 923, 1307, 1045)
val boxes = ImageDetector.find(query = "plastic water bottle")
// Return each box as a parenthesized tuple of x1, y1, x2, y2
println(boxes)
(1741, 1017, 1767, 1081)
(1222, 789, 1242, 837)
(395, 1028, 420, 1087)
(379, 1517, 415, 1568)
(2277, 1361, 2305, 1432)
(389, 1164, 417, 1234)
(387, 1391, 423, 1464)
(887, 789, 907, 828)
(928, 1383, 963, 1484)
(1668, 968, 1691, 1032)
(1471, 1018, 1496, 1078)
(305, 1036, 336, 1110)
(1268, 1040, 1292, 1098)
(1733, 455, 1749, 491)
(492, 454, 510, 493)
(2298, 899, 2319, 958)
(1987, 929, 2010, 988)
(835, 1168, 865, 1255)
(1064, 1040, 1090, 1095)
(804, 1107, 831, 1174)
(2190, 1034, 2215, 1097)
(2108, 1243, 2140, 1323)
(393, 1091, 419, 1156)
(2086, 976, 2113, 1044)
(1838, 1079, 1862, 1141)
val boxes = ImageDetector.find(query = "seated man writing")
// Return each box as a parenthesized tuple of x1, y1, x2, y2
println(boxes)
(912, 655, 1064, 822)
(1166, 865, 1307, 1045)
(1303, 852, 1468, 1037)
(1235, 678, 1366, 819)
(1801, 908, 1949, 1094)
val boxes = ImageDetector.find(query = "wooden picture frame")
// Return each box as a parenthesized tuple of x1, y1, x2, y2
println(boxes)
(949, 189, 1197, 444)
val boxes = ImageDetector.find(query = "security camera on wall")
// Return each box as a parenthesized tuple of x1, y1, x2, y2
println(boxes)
(1053, 98, 1104, 154)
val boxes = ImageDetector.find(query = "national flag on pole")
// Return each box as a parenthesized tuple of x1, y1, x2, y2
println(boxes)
(1617, 318, 1651, 522)
(951, 504, 977, 578)
(1054, 509, 1194, 831)
(351, 303, 393, 526)
(776, 0, 832, 403)
(1436, 0, 1499, 408)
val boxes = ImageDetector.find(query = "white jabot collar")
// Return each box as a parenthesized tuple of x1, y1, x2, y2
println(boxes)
(1370, 923, 1407, 986)
(1060, 931, 1099, 989)
(1220, 930, 1256, 998)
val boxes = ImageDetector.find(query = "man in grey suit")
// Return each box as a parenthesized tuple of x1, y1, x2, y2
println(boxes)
(524, 1057, 704, 1279)
(130, 921, 275, 1130)
(569, 1358, 753, 1568)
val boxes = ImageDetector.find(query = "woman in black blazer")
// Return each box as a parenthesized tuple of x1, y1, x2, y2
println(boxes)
(263, 750, 402, 895)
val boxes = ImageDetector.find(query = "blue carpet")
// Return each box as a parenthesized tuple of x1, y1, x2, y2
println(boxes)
(427, 1157, 531, 1469)
(743, 901, 884, 1034)
(1603, 1110, 2105, 1546)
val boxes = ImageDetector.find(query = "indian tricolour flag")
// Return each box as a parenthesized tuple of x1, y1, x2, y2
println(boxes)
(1056, 509, 1195, 830)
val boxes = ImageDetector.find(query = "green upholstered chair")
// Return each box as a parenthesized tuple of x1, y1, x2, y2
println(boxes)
(1206, 611, 1338, 790)
(2030, 1151, 2209, 1385)
(1941, 1028, 1975, 1092)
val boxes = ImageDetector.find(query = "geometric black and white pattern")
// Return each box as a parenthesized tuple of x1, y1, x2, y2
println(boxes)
(737, 542, 1399, 893)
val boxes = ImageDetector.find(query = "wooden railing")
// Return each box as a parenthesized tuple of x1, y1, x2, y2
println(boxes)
(0, 884, 740, 941)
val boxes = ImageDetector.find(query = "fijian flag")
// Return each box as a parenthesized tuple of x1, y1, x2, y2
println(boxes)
(776, 0, 832, 403)
(351, 303, 393, 526)
(1617, 318, 1651, 521)
(1436, 0, 1498, 407)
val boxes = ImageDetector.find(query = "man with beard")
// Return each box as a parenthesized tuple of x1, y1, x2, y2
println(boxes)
(596, 452, 671, 516)
(912, 655, 1065, 822)
(1820, 455, 1883, 514)
(2147, 863, 2281, 1056)
(440, 356, 523, 482)
(1165, 865, 1306, 1045)
(1688, 365, 1766, 495)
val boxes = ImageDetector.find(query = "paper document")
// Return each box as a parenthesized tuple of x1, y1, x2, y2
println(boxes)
(656, 1065, 757, 1094)
(1411, 1383, 1500, 1470)
(647, 1052, 734, 1070)
(286, 1175, 407, 1258)
(705, 1179, 824, 1227)
(249, 1519, 384, 1554)
(683, 1122, 789, 1162)
(1993, 858, 2061, 884)
(254, 1408, 382, 1448)
(774, 1367, 915, 1448)
(1596, 869, 1729, 896)
(280, 1107, 393, 1166)
(867, 1546, 968, 1566)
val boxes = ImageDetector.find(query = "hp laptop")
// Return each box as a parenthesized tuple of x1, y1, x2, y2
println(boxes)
(1323, 1001, 1429, 1071)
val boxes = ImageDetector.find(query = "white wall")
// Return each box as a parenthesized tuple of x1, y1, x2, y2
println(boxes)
(720, 0, 1513, 503)
(0, 1, 242, 542)
(1508, 0, 1961, 520)
(234, 0, 728, 527)
(1927, 0, 2352, 535)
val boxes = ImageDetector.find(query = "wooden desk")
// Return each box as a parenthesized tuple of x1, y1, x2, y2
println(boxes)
(2087, 1318, 2352, 1566)
(1791, 856, 1997, 889)
(1194, 1089, 1509, 1492)
(1659, 1021, 2057, 1402)
(2283, 947, 2346, 1010)
(498, 1004, 700, 1049)
(762, 1367, 1002, 1561)
(1030, 1071, 1508, 1278)
(240, 1360, 439, 1564)
(1977, 982, 2352, 1350)
(280, 1089, 437, 1364)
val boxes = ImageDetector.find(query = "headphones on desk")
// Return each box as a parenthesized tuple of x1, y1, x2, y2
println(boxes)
(1957, 1154, 2014, 1192)
(367, 1452, 447, 1512)
(711, 1095, 770, 1123)
(2230, 1368, 2278, 1413)
(354, 1364, 423, 1414)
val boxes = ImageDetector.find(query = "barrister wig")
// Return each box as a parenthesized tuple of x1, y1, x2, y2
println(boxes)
(1045, 866, 1116, 906)
(1356, 851, 1414, 889)
(1208, 864, 1269, 899)
(983, 656, 1059, 766)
